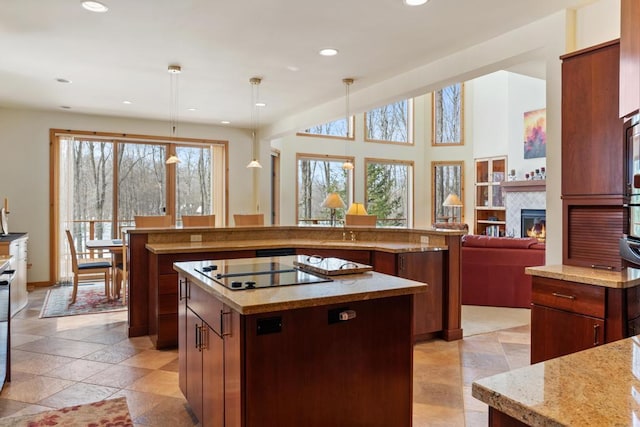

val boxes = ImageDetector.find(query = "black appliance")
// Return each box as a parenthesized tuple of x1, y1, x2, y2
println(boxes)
(195, 260, 332, 291)
(621, 115, 640, 266)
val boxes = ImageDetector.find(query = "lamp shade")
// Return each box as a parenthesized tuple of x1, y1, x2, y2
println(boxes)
(166, 154, 180, 164)
(321, 193, 346, 209)
(442, 193, 463, 207)
(347, 203, 367, 215)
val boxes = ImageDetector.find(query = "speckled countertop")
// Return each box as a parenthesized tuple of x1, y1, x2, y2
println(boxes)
(526, 264, 640, 289)
(473, 335, 640, 426)
(148, 239, 445, 254)
(173, 255, 427, 315)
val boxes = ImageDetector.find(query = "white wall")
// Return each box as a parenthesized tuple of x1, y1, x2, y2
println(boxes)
(576, 0, 620, 49)
(0, 107, 264, 283)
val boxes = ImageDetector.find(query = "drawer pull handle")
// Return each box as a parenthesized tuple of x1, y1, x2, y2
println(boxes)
(552, 292, 576, 300)
(221, 311, 232, 337)
(594, 324, 600, 346)
(591, 264, 614, 271)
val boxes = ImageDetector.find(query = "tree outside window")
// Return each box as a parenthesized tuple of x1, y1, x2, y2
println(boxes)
(365, 159, 413, 227)
(432, 161, 464, 223)
(365, 99, 413, 144)
(432, 83, 464, 145)
(297, 155, 352, 225)
(297, 117, 353, 140)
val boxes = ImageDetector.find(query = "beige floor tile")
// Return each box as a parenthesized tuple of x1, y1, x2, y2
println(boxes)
(120, 349, 178, 369)
(126, 370, 183, 398)
(82, 344, 143, 364)
(15, 337, 105, 358)
(84, 365, 154, 389)
(45, 359, 111, 381)
(0, 375, 73, 403)
(37, 382, 118, 408)
(11, 350, 75, 375)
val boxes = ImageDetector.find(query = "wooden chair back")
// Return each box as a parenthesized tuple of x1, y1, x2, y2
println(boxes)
(182, 214, 216, 227)
(65, 229, 111, 304)
(134, 215, 172, 228)
(233, 214, 264, 226)
(345, 214, 377, 227)
(65, 229, 80, 273)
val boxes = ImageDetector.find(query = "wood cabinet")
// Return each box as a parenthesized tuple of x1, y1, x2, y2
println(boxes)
(474, 157, 506, 236)
(561, 40, 626, 269)
(620, 0, 640, 118)
(529, 276, 632, 363)
(178, 273, 414, 427)
(373, 251, 443, 340)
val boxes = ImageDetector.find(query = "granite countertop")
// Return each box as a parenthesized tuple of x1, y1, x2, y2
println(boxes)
(473, 335, 640, 426)
(0, 232, 28, 243)
(173, 255, 428, 315)
(525, 264, 640, 289)
(148, 239, 446, 254)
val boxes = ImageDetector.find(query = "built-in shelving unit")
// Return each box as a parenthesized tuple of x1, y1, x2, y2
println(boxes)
(475, 156, 506, 236)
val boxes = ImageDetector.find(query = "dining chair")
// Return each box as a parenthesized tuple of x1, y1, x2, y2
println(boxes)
(134, 215, 172, 228)
(233, 213, 264, 226)
(182, 214, 216, 227)
(345, 214, 377, 227)
(65, 230, 112, 304)
(114, 229, 128, 304)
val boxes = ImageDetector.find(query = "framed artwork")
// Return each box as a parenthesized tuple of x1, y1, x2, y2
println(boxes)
(523, 108, 546, 159)
(432, 83, 464, 145)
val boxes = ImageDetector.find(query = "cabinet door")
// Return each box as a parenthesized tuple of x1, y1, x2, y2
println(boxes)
(620, 0, 640, 118)
(562, 41, 623, 196)
(178, 277, 188, 396)
(202, 324, 224, 427)
(531, 304, 604, 364)
(185, 308, 203, 422)
(399, 252, 443, 336)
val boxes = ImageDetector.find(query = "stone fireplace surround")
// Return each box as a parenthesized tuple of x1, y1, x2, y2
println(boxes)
(502, 181, 546, 238)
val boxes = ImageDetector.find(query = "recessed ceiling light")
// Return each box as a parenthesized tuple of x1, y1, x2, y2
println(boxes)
(221, 120, 231, 125)
(56, 78, 72, 84)
(60, 106, 72, 109)
(187, 108, 197, 112)
(255, 102, 267, 108)
(319, 48, 338, 57)
(81, 1, 109, 13)
(403, 0, 428, 5)
(287, 65, 300, 72)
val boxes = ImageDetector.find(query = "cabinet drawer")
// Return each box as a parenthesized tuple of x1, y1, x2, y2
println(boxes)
(532, 277, 605, 318)
(187, 280, 223, 335)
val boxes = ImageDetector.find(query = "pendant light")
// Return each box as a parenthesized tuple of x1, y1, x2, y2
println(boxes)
(247, 77, 263, 168)
(166, 64, 181, 164)
(342, 78, 354, 170)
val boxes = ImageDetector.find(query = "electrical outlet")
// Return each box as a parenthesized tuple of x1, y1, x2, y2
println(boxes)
(420, 235, 429, 245)
(190, 234, 202, 242)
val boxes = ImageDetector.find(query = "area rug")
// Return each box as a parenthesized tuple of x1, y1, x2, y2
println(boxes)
(0, 397, 133, 426)
(39, 284, 127, 319)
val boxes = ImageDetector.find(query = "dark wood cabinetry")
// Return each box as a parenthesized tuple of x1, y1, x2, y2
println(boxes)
(561, 40, 626, 269)
(530, 275, 629, 363)
(373, 251, 443, 340)
(620, 0, 640, 118)
(178, 273, 414, 426)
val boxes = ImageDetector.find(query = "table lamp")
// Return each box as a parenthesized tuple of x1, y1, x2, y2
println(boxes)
(322, 193, 346, 226)
(442, 193, 463, 223)
(347, 203, 367, 215)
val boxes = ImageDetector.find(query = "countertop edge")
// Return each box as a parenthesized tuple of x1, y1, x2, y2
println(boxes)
(525, 265, 640, 289)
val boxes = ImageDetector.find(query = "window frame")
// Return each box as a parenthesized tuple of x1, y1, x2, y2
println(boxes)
(431, 161, 464, 224)
(432, 83, 465, 146)
(364, 157, 414, 228)
(296, 116, 355, 140)
(295, 153, 354, 225)
(364, 99, 415, 145)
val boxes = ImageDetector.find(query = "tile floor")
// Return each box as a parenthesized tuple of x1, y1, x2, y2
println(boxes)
(0, 288, 531, 426)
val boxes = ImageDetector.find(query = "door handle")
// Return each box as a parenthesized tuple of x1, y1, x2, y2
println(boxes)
(594, 324, 600, 346)
(551, 292, 575, 300)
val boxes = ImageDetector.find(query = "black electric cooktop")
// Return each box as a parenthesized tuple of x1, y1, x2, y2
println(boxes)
(195, 261, 332, 291)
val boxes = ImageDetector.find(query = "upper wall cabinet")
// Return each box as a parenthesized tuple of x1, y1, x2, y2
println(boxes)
(620, 0, 640, 118)
(561, 40, 624, 197)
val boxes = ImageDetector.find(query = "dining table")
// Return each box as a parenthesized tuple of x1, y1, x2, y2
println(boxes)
(85, 239, 125, 300)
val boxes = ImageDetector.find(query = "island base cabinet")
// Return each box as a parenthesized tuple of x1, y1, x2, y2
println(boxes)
(243, 295, 413, 427)
(531, 304, 604, 364)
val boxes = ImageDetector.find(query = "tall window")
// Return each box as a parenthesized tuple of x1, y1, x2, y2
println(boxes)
(365, 159, 413, 227)
(365, 99, 413, 144)
(432, 83, 464, 145)
(297, 117, 354, 140)
(432, 161, 464, 223)
(53, 130, 227, 282)
(297, 155, 353, 225)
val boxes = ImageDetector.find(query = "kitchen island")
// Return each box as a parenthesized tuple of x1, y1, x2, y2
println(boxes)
(127, 225, 464, 349)
(174, 255, 427, 427)
(472, 334, 640, 426)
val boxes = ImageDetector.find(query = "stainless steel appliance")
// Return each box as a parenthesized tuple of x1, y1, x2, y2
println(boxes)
(621, 115, 640, 265)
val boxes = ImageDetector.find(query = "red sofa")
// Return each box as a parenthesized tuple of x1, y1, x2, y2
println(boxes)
(461, 235, 545, 308)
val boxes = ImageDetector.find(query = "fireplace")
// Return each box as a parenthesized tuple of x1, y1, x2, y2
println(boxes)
(521, 209, 546, 241)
